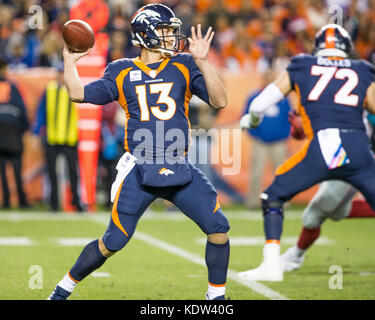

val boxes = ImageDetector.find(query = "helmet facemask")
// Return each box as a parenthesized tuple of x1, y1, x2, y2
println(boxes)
(131, 13, 187, 56)
(152, 23, 187, 56)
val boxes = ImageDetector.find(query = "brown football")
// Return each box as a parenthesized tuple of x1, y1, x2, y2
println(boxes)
(62, 20, 95, 53)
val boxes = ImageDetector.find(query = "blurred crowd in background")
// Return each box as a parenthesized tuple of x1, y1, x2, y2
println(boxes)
(1, 0, 375, 211)
(1, 0, 375, 73)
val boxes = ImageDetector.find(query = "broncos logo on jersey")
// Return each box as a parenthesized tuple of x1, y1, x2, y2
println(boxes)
(159, 168, 175, 176)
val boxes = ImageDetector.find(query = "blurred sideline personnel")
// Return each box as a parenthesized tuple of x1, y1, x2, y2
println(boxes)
(99, 102, 124, 209)
(0, 57, 29, 208)
(49, 4, 230, 300)
(33, 64, 83, 212)
(189, 95, 244, 204)
(242, 69, 292, 209)
(239, 24, 375, 281)
(280, 113, 375, 272)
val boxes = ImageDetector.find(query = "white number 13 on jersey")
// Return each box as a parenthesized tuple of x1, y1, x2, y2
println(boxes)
(136, 82, 176, 121)
(308, 65, 359, 106)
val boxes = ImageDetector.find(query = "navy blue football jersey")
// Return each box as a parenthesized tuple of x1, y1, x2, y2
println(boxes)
(83, 53, 209, 158)
(287, 54, 375, 134)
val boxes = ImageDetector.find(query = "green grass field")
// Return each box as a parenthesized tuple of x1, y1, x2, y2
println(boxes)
(0, 207, 374, 300)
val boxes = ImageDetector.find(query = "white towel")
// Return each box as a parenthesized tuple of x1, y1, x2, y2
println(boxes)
(317, 128, 350, 170)
(110, 152, 137, 203)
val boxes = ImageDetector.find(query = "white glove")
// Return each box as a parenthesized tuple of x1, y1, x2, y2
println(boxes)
(240, 114, 251, 129)
(240, 112, 262, 130)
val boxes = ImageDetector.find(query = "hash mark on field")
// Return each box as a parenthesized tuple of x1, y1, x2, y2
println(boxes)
(56, 238, 95, 246)
(359, 272, 375, 276)
(92, 272, 110, 278)
(0, 237, 34, 246)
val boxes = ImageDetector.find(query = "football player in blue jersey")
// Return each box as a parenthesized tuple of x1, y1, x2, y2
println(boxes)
(49, 4, 230, 300)
(239, 24, 375, 281)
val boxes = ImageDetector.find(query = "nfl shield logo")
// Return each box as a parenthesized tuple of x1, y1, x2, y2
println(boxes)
(149, 70, 157, 78)
(130, 70, 142, 82)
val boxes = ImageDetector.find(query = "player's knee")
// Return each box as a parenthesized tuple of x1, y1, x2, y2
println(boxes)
(329, 215, 342, 222)
(328, 203, 351, 222)
(203, 208, 230, 235)
(303, 215, 324, 229)
(261, 197, 284, 217)
(329, 212, 347, 222)
(302, 203, 329, 228)
(99, 237, 118, 258)
(207, 233, 229, 244)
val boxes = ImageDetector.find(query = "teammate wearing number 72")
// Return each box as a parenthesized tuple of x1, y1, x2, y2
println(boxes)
(239, 24, 375, 281)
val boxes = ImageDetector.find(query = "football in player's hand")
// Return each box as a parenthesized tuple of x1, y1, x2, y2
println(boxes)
(62, 20, 95, 53)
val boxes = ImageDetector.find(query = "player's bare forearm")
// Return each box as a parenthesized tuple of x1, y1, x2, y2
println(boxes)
(195, 59, 227, 109)
(188, 25, 227, 109)
(62, 46, 90, 103)
(63, 62, 84, 102)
